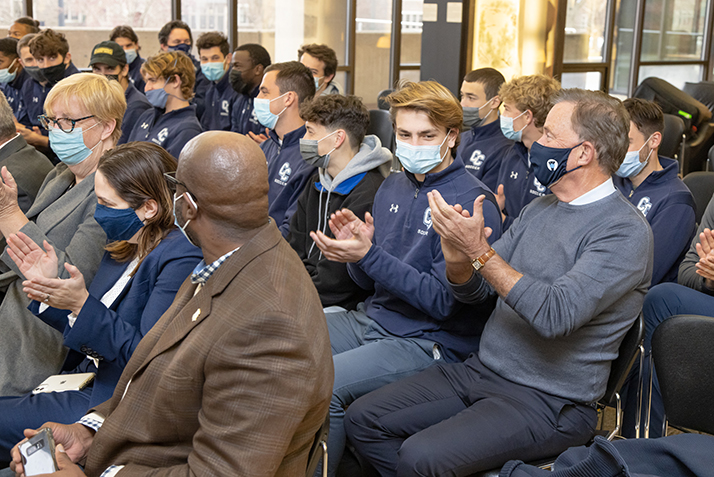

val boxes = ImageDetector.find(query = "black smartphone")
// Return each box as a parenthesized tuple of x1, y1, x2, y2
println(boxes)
(18, 427, 59, 476)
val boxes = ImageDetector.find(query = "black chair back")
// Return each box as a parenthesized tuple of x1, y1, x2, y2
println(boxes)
(683, 81, 714, 117)
(600, 313, 645, 408)
(306, 414, 330, 477)
(367, 109, 395, 153)
(682, 171, 714, 225)
(652, 314, 714, 435)
(660, 113, 686, 161)
(377, 89, 393, 110)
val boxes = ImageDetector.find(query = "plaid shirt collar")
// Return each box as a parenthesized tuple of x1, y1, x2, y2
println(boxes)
(190, 247, 240, 284)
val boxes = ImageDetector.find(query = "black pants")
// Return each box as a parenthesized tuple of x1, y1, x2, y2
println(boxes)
(345, 356, 597, 477)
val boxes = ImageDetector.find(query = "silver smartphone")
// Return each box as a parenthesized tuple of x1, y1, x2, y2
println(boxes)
(18, 428, 59, 476)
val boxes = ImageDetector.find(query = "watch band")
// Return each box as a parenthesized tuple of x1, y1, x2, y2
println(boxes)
(471, 247, 495, 272)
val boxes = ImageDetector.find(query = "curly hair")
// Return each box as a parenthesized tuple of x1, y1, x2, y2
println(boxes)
(141, 51, 196, 100)
(29, 29, 69, 59)
(499, 75, 561, 128)
(300, 94, 369, 148)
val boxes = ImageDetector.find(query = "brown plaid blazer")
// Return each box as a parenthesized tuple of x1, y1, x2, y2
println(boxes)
(84, 220, 334, 476)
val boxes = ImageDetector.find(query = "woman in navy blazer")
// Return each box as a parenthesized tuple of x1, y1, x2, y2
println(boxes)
(0, 143, 202, 459)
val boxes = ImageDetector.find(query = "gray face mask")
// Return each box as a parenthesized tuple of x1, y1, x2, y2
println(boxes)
(299, 130, 339, 169)
(462, 98, 495, 129)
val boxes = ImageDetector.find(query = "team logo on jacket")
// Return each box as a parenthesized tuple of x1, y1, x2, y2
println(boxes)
(467, 150, 485, 170)
(510, 171, 518, 179)
(221, 100, 230, 116)
(157, 128, 169, 143)
(389, 204, 399, 213)
(533, 177, 546, 193)
(32, 97, 38, 103)
(547, 159, 558, 171)
(637, 196, 652, 217)
(418, 207, 432, 236)
(277, 162, 291, 184)
(140, 122, 149, 129)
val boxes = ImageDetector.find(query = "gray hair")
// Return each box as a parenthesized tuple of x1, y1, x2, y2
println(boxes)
(554, 88, 630, 175)
(0, 92, 16, 142)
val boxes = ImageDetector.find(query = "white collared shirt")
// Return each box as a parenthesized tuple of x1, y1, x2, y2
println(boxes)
(569, 178, 617, 206)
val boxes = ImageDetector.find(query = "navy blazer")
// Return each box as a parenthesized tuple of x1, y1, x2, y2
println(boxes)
(30, 229, 202, 407)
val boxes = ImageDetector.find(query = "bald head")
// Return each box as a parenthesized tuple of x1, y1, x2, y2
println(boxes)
(178, 131, 269, 232)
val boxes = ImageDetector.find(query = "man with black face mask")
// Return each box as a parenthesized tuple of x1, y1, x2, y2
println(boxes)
(15, 29, 78, 158)
(229, 43, 271, 140)
(89, 41, 152, 145)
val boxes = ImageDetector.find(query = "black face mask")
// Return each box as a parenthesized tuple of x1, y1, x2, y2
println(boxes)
(229, 68, 252, 95)
(24, 66, 46, 83)
(41, 62, 67, 85)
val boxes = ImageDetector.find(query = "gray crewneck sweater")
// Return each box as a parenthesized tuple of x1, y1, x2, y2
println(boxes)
(455, 192, 653, 403)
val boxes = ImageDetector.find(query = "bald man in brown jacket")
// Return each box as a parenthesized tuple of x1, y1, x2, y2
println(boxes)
(10, 131, 334, 477)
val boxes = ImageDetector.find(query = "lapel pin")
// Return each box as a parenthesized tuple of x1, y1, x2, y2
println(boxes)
(192, 308, 201, 322)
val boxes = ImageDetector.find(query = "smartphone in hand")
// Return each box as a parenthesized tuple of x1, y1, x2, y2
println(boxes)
(18, 427, 59, 476)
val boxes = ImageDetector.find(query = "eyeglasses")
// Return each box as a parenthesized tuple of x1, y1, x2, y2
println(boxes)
(164, 171, 198, 203)
(38, 114, 95, 133)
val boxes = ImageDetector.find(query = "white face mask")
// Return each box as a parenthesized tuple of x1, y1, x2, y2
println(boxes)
(615, 134, 655, 178)
(396, 133, 450, 174)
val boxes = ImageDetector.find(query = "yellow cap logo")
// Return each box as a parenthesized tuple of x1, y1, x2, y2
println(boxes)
(94, 47, 114, 55)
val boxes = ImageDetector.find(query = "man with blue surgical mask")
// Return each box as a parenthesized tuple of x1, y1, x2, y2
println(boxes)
(493, 74, 561, 230)
(615, 98, 696, 439)
(257, 61, 316, 237)
(456, 67, 512, 192)
(110, 25, 146, 95)
(158, 20, 209, 119)
(126, 51, 203, 159)
(298, 44, 342, 96)
(0, 38, 27, 119)
(196, 32, 236, 132)
(311, 80, 502, 477)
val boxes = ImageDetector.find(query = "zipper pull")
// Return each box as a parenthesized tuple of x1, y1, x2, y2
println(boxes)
(414, 187, 419, 198)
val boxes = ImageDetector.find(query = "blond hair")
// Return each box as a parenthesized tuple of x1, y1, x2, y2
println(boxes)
(141, 51, 195, 100)
(44, 73, 126, 144)
(499, 75, 561, 128)
(387, 81, 463, 149)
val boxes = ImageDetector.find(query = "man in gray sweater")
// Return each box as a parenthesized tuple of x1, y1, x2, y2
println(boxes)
(344, 89, 653, 476)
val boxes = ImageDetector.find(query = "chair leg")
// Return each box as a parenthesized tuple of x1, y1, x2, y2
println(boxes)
(645, 352, 654, 438)
(321, 441, 328, 477)
(606, 393, 621, 441)
(635, 344, 644, 438)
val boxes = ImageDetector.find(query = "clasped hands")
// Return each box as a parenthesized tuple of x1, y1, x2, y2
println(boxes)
(310, 209, 374, 263)
(7, 232, 89, 315)
(695, 228, 714, 288)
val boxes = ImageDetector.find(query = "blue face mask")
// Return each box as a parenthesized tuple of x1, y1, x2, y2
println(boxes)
(396, 133, 450, 175)
(616, 135, 654, 178)
(173, 192, 198, 247)
(124, 48, 138, 64)
(94, 203, 145, 242)
(529, 141, 583, 188)
(201, 62, 225, 82)
(168, 43, 191, 54)
(0, 60, 17, 84)
(254, 92, 288, 130)
(314, 76, 323, 90)
(500, 110, 528, 142)
(146, 78, 171, 109)
(49, 122, 101, 166)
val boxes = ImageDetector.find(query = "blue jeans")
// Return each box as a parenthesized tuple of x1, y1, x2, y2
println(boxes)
(621, 282, 714, 438)
(324, 305, 440, 477)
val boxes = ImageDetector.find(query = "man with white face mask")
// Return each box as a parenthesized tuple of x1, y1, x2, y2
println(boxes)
(257, 61, 316, 237)
(456, 67, 512, 192)
(614, 98, 695, 287)
(311, 80, 502, 477)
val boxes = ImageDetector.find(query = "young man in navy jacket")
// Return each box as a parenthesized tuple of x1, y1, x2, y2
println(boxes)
(16, 30, 79, 159)
(0, 38, 28, 119)
(89, 41, 152, 146)
(457, 67, 512, 192)
(196, 32, 236, 132)
(257, 61, 316, 237)
(616, 98, 696, 438)
(127, 52, 203, 159)
(230, 43, 271, 139)
(311, 81, 502, 477)
(110, 25, 146, 94)
(494, 75, 561, 230)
